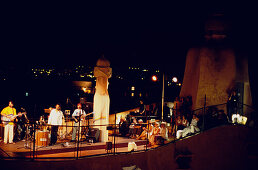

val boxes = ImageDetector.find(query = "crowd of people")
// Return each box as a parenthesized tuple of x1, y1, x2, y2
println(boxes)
(119, 117, 168, 147)
(118, 96, 200, 146)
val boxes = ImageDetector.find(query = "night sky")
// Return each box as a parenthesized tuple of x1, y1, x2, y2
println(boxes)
(1, 2, 258, 105)
(2, 2, 257, 67)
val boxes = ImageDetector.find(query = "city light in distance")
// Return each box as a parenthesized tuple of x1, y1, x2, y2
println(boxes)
(131, 86, 135, 91)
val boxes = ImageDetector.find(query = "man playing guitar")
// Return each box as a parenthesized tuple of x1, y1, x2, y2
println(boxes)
(1, 101, 18, 144)
(71, 103, 86, 142)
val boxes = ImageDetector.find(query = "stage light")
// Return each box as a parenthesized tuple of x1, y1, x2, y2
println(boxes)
(152, 75, 158, 81)
(172, 77, 178, 83)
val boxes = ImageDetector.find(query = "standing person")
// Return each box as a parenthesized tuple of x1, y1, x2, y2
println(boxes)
(48, 104, 64, 146)
(227, 91, 239, 121)
(138, 100, 146, 116)
(173, 97, 180, 118)
(71, 103, 86, 142)
(15, 107, 28, 141)
(1, 101, 17, 144)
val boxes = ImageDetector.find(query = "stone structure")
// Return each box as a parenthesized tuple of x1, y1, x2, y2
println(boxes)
(93, 56, 112, 142)
(180, 13, 252, 110)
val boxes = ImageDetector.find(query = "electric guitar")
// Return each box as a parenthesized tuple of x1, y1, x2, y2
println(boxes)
(74, 112, 93, 123)
(1, 112, 26, 125)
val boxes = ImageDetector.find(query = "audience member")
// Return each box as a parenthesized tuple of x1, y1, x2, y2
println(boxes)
(160, 122, 168, 140)
(149, 122, 161, 146)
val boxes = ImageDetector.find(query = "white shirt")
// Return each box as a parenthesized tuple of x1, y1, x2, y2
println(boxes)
(190, 118, 198, 127)
(48, 109, 64, 126)
(72, 109, 86, 117)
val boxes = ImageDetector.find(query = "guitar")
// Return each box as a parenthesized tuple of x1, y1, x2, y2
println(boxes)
(74, 112, 93, 123)
(1, 112, 26, 125)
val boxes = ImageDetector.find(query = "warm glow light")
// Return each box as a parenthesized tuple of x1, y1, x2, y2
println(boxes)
(82, 87, 91, 93)
(131, 86, 135, 91)
(172, 77, 178, 83)
(152, 75, 158, 81)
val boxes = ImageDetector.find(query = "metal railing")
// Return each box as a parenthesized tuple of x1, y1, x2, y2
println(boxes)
(0, 102, 256, 161)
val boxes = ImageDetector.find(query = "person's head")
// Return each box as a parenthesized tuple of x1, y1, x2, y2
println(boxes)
(161, 122, 166, 128)
(182, 115, 186, 120)
(77, 103, 82, 109)
(192, 114, 197, 119)
(55, 104, 61, 111)
(133, 118, 137, 124)
(138, 119, 143, 124)
(154, 122, 160, 127)
(140, 100, 143, 105)
(49, 107, 53, 111)
(9, 101, 14, 108)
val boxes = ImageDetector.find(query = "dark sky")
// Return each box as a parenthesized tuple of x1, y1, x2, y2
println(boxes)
(2, 2, 257, 69)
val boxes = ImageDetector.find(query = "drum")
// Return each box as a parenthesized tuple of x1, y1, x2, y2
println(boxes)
(36, 130, 49, 146)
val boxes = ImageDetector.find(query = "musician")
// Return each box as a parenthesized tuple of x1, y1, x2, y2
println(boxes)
(15, 107, 28, 141)
(1, 101, 17, 144)
(48, 104, 64, 146)
(71, 103, 86, 142)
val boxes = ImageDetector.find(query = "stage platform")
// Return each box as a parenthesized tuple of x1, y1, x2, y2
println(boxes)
(0, 137, 148, 159)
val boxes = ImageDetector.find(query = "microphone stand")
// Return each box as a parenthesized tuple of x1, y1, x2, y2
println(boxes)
(76, 111, 81, 159)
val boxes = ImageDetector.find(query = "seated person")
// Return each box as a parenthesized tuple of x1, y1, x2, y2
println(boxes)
(119, 118, 129, 137)
(173, 115, 182, 136)
(136, 120, 153, 140)
(129, 118, 137, 138)
(190, 114, 200, 133)
(149, 122, 161, 146)
(135, 119, 144, 138)
(181, 115, 188, 128)
(160, 122, 168, 140)
(176, 116, 188, 139)
(178, 114, 200, 139)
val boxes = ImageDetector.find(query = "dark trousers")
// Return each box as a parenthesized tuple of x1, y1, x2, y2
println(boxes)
(50, 125, 58, 145)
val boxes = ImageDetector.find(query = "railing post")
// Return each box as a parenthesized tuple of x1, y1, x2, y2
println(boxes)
(32, 122, 36, 161)
(202, 95, 206, 131)
(76, 118, 81, 159)
(113, 112, 116, 155)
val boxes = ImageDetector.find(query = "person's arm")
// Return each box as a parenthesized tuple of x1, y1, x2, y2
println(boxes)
(13, 108, 17, 116)
(82, 110, 86, 118)
(1, 108, 6, 116)
(72, 110, 78, 122)
(48, 111, 52, 125)
(60, 111, 64, 126)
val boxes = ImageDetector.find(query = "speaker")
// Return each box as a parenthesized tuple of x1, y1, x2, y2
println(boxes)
(86, 128, 100, 143)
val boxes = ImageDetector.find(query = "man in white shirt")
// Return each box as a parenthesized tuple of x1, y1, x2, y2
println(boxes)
(71, 103, 86, 142)
(48, 104, 64, 145)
